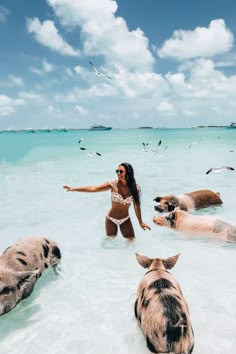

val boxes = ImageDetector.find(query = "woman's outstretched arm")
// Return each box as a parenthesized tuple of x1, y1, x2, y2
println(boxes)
(63, 181, 111, 193)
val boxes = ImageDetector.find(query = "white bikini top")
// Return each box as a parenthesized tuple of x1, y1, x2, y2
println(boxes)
(109, 180, 140, 205)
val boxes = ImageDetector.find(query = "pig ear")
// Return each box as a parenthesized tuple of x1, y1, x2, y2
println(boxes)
(135, 253, 152, 268)
(163, 253, 180, 270)
(15, 269, 39, 280)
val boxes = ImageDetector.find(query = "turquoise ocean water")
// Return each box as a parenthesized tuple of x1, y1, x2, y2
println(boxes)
(0, 128, 235, 353)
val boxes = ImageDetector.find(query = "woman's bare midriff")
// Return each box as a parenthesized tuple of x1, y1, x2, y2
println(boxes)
(107, 202, 130, 219)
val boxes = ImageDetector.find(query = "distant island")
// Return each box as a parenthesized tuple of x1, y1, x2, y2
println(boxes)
(138, 126, 154, 129)
(194, 124, 235, 128)
(0, 123, 235, 132)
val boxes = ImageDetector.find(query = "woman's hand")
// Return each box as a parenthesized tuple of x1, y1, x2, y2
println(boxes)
(140, 222, 151, 231)
(63, 185, 74, 191)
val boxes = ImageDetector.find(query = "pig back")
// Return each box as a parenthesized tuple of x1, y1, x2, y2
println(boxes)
(135, 270, 194, 354)
(0, 236, 61, 273)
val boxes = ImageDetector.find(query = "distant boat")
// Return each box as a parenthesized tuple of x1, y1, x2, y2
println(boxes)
(228, 122, 236, 128)
(89, 125, 112, 131)
(25, 128, 35, 133)
(40, 128, 51, 133)
(57, 105, 67, 132)
(57, 127, 68, 132)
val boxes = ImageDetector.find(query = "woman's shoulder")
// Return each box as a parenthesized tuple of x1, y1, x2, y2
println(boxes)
(109, 179, 118, 188)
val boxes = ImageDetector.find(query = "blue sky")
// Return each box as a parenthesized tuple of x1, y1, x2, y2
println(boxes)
(0, 0, 236, 129)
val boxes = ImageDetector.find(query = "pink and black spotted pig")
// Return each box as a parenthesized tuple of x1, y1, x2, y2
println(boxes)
(134, 253, 194, 354)
(0, 236, 61, 316)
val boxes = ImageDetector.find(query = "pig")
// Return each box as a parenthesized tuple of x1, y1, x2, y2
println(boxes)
(154, 189, 222, 213)
(153, 209, 236, 242)
(0, 236, 61, 316)
(134, 253, 194, 354)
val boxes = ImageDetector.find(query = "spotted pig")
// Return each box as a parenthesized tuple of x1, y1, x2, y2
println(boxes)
(134, 253, 194, 354)
(0, 236, 61, 316)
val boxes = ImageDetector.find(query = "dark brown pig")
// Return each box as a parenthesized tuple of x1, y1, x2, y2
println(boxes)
(134, 253, 194, 354)
(0, 236, 61, 316)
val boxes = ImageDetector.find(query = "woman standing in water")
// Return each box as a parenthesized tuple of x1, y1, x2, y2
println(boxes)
(63, 162, 151, 239)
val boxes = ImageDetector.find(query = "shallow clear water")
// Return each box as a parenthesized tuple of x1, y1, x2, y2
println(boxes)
(0, 128, 235, 353)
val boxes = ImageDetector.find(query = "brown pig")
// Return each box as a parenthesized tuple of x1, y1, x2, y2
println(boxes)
(0, 236, 61, 316)
(153, 209, 236, 242)
(134, 253, 194, 354)
(154, 189, 222, 213)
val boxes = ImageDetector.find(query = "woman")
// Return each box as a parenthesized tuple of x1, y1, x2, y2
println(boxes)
(63, 162, 151, 239)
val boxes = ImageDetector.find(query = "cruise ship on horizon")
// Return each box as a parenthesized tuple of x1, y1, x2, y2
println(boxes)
(228, 122, 236, 128)
(89, 124, 112, 131)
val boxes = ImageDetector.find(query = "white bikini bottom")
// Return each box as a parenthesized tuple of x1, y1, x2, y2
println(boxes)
(106, 215, 130, 226)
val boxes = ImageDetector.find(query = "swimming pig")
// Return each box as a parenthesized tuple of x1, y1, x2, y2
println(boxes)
(153, 209, 236, 242)
(0, 236, 61, 316)
(154, 189, 222, 213)
(134, 253, 194, 354)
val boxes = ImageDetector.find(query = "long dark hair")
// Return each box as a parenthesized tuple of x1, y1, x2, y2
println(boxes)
(120, 162, 140, 206)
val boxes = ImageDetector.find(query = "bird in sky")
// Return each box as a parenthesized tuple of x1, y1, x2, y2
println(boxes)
(206, 166, 235, 174)
(142, 142, 149, 151)
(142, 140, 167, 155)
(80, 147, 102, 157)
(189, 141, 197, 149)
(89, 60, 112, 80)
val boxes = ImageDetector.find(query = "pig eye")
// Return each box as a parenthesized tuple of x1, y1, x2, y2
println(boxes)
(0, 287, 12, 295)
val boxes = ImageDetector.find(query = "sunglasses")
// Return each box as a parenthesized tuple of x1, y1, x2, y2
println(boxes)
(116, 169, 125, 174)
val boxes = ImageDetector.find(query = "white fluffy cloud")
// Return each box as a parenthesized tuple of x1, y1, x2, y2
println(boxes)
(19, 91, 44, 102)
(30, 59, 55, 76)
(16, 2, 236, 127)
(26, 17, 80, 57)
(160, 58, 236, 123)
(158, 19, 234, 60)
(0, 94, 24, 116)
(9, 75, 24, 87)
(74, 105, 88, 115)
(156, 101, 174, 114)
(42, 59, 54, 72)
(47, 0, 154, 71)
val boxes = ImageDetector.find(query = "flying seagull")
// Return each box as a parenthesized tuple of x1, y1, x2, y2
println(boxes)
(89, 60, 112, 80)
(80, 147, 102, 157)
(206, 166, 235, 174)
(189, 141, 197, 149)
(142, 142, 149, 152)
